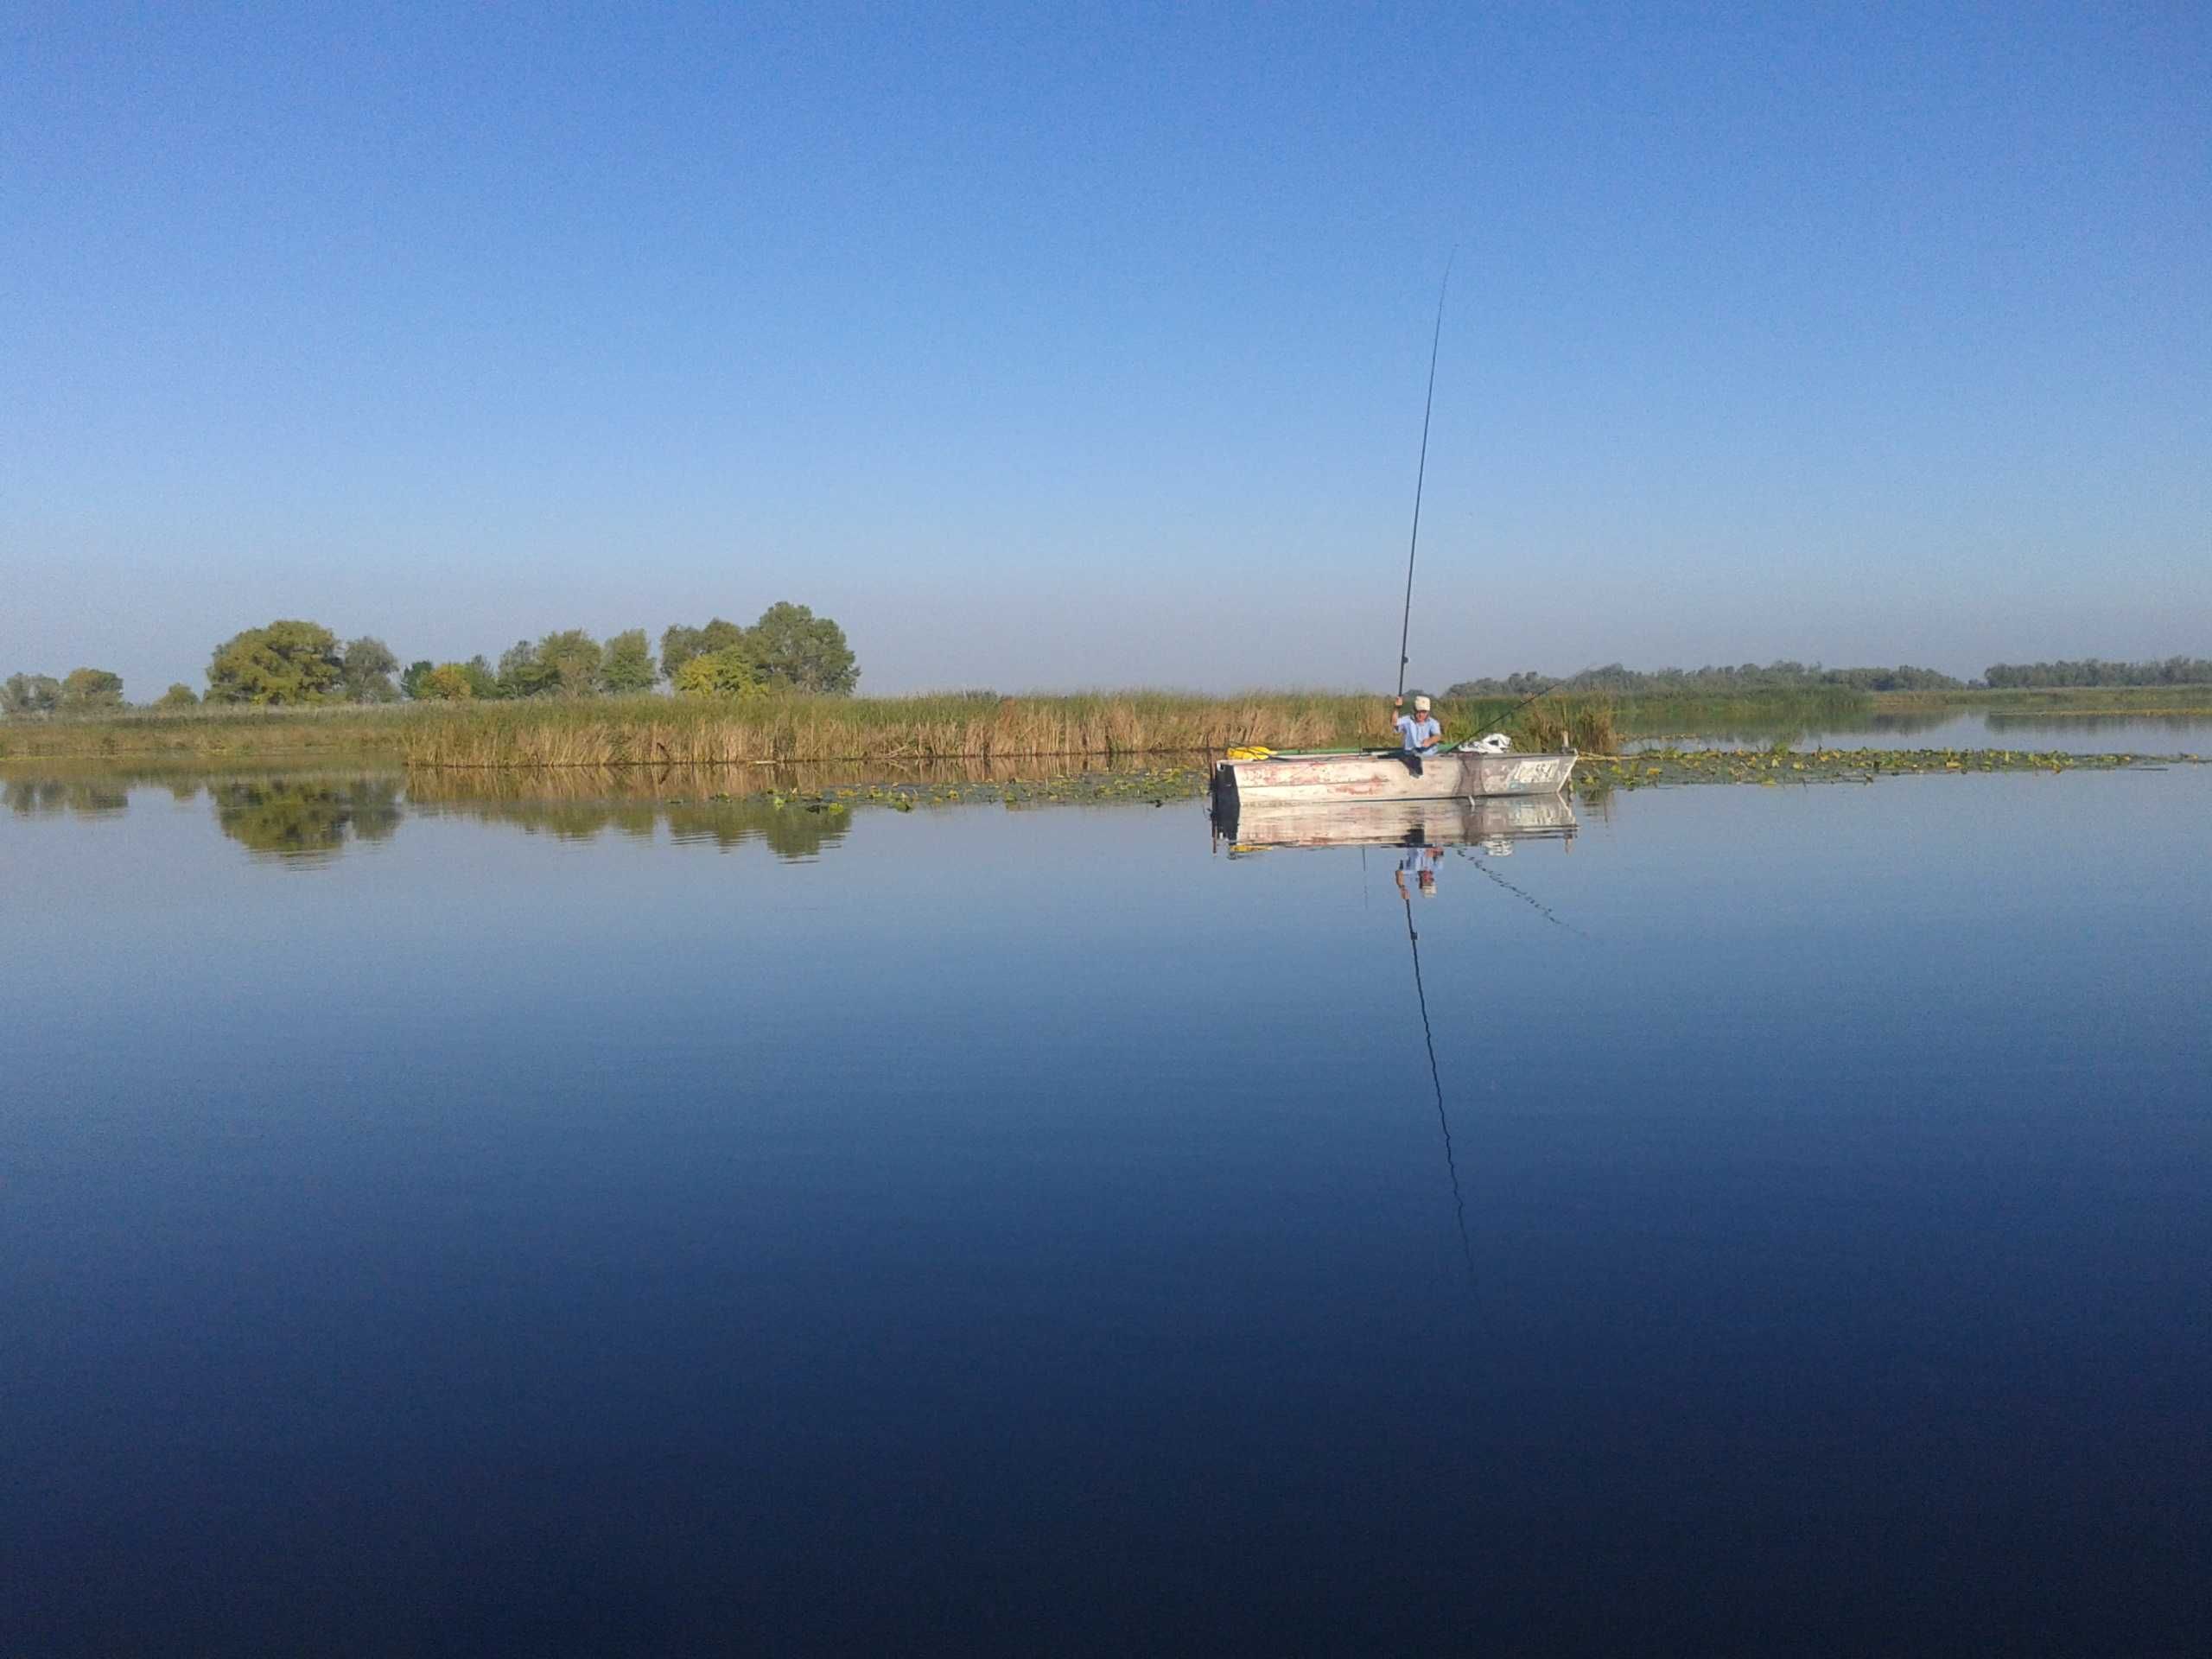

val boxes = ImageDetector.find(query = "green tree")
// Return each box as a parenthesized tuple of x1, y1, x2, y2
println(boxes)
(496, 639, 554, 699)
(600, 628, 658, 694)
(748, 601, 858, 694)
(660, 617, 746, 683)
(60, 668, 126, 710)
(400, 660, 435, 699)
(416, 662, 478, 700)
(671, 641, 766, 699)
(157, 683, 200, 708)
(340, 637, 400, 702)
(3, 672, 62, 715)
(207, 620, 346, 704)
(461, 655, 499, 698)
(536, 629, 603, 696)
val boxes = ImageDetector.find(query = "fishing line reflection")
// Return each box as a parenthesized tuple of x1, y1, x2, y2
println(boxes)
(1402, 870, 1478, 1291)
(1210, 793, 1582, 1295)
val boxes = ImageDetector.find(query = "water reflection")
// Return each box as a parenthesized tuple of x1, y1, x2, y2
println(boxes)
(404, 769, 851, 861)
(1400, 855, 1478, 1293)
(0, 766, 868, 866)
(213, 777, 404, 863)
(1982, 711, 2211, 743)
(1632, 708, 2212, 755)
(1214, 792, 1579, 858)
(4, 775, 131, 818)
(1211, 793, 1588, 1302)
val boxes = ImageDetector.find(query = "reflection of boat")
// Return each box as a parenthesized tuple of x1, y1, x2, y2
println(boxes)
(1211, 747, 1576, 808)
(1215, 791, 1577, 852)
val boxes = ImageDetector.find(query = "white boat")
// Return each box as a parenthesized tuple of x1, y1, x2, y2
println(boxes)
(1211, 747, 1577, 808)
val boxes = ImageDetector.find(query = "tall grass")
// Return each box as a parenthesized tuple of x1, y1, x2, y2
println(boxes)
(392, 692, 1395, 768)
(1512, 699, 1622, 754)
(0, 701, 437, 760)
(5, 684, 1881, 768)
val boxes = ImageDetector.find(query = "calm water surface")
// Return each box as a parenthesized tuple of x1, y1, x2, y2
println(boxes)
(1630, 709, 2212, 754)
(5, 767, 2208, 1655)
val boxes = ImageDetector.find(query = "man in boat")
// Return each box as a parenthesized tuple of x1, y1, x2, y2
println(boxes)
(1392, 694, 1443, 776)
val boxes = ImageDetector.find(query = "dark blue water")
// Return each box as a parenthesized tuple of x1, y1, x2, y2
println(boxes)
(5, 768, 2209, 1655)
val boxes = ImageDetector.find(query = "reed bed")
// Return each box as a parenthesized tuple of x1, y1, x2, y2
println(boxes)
(1512, 699, 1622, 755)
(393, 692, 1396, 769)
(10, 686, 1770, 768)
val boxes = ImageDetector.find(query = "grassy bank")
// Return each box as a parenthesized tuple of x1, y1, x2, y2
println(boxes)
(8, 680, 2204, 766)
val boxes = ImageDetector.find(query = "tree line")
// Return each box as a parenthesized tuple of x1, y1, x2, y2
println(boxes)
(2, 669, 127, 716)
(1981, 657, 2212, 690)
(1444, 661, 1968, 697)
(1, 601, 856, 712)
(1446, 657, 2212, 697)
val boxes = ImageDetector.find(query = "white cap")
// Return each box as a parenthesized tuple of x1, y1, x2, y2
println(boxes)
(1413, 695, 1431, 712)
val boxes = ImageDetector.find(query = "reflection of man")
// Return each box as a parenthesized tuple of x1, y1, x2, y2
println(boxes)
(1392, 695, 1442, 776)
(1395, 844, 1440, 899)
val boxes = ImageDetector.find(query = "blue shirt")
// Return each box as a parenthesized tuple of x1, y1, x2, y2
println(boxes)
(1395, 715, 1441, 752)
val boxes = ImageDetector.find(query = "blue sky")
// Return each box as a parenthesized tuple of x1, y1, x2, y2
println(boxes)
(4, 3, 2205, 696)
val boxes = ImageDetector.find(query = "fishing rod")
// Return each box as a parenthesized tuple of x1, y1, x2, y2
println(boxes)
(1460, 669, 1604, 745)
(1395, 250, 1457, 702)
(1382, 253, 1608, 747)
(1400, 871, 1478, 1292)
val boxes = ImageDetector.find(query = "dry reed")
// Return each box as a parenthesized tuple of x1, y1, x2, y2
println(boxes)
(393, 692, 1395, 769)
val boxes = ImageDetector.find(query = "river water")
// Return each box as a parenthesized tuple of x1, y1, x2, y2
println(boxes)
(1628, 709, 2212, 755)
(5, 766, 2208, 1654)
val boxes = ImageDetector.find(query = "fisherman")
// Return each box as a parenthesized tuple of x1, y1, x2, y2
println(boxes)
(1392, 694, 1443, 776)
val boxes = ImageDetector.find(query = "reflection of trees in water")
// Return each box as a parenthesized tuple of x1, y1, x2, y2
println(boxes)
(1984, 712, 2212, 738)
(213, 778, 404, 861)
(1685, 709, 1960, 745)
(404, 769, 850, 861)
(15, 764, 866, 862)
(3, 777, 130, 817)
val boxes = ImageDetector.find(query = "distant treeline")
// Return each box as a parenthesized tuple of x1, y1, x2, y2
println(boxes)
(1444, 662, 1964, 696)
(2, 668, 126, 716)
(1982, 657, 2212, 689)
(1, 602, 855, 713)
(1446, 657, 2212, 698)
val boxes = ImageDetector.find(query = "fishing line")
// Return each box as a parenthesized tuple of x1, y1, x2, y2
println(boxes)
(1382, 253, 1609, 747)
(1452, 845, 1588, 938)
(1395, 249, 1457, 702)
(1401, 881, 1478, 1293)
(1438, 664, 1615, 754)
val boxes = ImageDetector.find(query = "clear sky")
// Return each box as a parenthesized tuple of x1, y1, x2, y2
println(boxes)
(5, 2, 2206, 696)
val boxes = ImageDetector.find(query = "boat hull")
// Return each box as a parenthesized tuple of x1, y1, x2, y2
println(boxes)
(1212, 749, 1577, 806)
